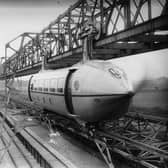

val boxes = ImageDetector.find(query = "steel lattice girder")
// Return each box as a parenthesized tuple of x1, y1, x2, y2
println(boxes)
(1, 0, 168, 78)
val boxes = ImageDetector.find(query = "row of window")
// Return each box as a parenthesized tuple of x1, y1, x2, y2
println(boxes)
(32, 87, 63, 93)
(33, 96, 53, 105)
(30, 78, 64, 93)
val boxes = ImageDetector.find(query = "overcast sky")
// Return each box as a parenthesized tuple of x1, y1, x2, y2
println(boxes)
(0, 0, 77, 57)
(0, 0, 168, 78)
(0, 0, 76, 7)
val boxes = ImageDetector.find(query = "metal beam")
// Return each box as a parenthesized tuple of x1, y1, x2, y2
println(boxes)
(95, 15, 168, 47)
(131, 34, 168, 43)
(106, 42, 146, 49)
(1, 0, 168, 78)
(47, 47, 82, 63)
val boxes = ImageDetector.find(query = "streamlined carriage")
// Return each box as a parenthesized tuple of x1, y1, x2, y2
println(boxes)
(6, 60, 134, 122)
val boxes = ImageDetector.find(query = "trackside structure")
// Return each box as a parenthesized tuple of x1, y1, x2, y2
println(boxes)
(0, 0, 168, 78)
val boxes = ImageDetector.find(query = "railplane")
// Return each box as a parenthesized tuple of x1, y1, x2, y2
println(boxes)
(1, 59, 136, 122)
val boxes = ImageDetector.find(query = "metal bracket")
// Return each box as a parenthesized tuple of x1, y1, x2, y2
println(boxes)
(79, 19, 98, 62)
(94, 138, 115, 168)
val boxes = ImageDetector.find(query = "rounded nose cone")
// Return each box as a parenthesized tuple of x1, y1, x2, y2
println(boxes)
(73, 63, 135, 96)
(90, 72, 131, 95)
(111, 58, 146, 93)
(71, 63, 135, 122)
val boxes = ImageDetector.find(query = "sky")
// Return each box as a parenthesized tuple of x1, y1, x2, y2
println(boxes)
(0, 0, 77, 58)
(0, 0, 168, 79)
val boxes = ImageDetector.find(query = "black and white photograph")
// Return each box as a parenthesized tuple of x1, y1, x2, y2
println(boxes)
(0, 0, 168, 168)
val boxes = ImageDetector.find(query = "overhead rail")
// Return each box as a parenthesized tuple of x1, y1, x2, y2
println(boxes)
(1, 0, 168, 78)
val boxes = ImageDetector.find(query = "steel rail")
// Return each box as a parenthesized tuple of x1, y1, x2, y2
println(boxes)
(2, 122, 40, 168)
(0, 110, 77, 168)
(96, 130, 168, 159)
(38, 111, 168, 168)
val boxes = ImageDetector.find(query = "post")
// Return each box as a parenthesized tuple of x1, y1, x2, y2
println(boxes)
(79, 19, 98, 63)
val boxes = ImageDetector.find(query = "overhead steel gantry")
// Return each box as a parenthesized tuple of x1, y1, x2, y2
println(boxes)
(1, 0, 168, 78)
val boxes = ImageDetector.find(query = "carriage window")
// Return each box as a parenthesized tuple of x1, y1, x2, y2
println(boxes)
(32, 79, 36, 91)
(49, 79, 57, 92)
(38, 87, 42, 91)
(18, 78, 22, 88)
(38, 79, 43, 92)
(57, 78, 64, 93)
(43, 97, 45, 103)
(44, 79, 49, 92)
(50, 88, 55, 92)
(44, 88, 48, 92)
(49, 97, 52, 104)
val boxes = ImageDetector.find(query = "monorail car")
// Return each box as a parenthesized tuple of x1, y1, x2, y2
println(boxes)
(1, 60, 134, 122)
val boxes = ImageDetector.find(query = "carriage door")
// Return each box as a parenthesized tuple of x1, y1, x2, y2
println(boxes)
(64, 69, 76, 114)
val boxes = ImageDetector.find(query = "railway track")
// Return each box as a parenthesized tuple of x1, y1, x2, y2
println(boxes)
(0, 96, 168, 168)
(0, 121, 41, 168)
(39, 111, 168, 168)
(0, 108, 77, 168)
